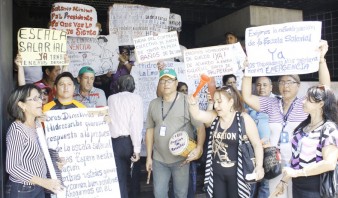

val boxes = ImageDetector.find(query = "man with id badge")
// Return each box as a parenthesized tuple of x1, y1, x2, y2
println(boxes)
(145, 69, 204, 198)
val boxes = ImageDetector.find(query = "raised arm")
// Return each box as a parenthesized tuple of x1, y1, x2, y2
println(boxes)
(187, 94, 217, 127)
(15, 54, 26, 86)
(241, 76, 260, 112)
(318, 40, 330, 87)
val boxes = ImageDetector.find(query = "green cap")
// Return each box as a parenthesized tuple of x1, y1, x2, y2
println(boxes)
(78, 66, 95, 76)
(159, 69, 177, 79)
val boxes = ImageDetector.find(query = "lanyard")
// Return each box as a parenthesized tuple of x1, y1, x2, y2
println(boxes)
(279, 97, 297, 132)
(162, 92, 178, 121)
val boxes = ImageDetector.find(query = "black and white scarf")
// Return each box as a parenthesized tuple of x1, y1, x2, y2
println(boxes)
(204, 113, 251, 197)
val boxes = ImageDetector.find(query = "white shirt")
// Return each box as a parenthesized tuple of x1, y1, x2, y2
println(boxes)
(108, 91, 143, 153)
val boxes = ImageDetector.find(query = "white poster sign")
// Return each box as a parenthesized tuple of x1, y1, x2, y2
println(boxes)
(108, 4, 170, 45)
(50, 3, 99, 37)
(169, 13, 182, 32)
(133, 32, 181, 63)
(184, 43, 246, 79)
(17, 28, 67, 66)
(44, 108, 120, 198)
(67, 35, 120, 77)
(245, 21, 322, 76)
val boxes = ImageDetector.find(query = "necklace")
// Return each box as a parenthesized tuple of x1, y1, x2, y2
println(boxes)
(304, 120, 324, 132)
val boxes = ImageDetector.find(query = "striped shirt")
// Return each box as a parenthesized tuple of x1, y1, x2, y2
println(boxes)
(259, 96, 308, 165)
(291, 121, 338, 169)
(259, 96, 307, 123)
(6, 121, 47, 185)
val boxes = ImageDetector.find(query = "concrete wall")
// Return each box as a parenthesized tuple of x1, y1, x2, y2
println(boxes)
(0, 0, 13, 196)
(195, 5, 303, 47)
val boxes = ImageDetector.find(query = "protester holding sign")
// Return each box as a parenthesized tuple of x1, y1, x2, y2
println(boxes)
(108, 75, 143, 198)
(5, 84, 63, 198)
(241, 40, 330, 198)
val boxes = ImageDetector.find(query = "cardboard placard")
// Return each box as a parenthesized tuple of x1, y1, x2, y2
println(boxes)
(108, 3, 170, 45)
(245, 21, 322, 76)
(44, 108, 120, 198)
(184, 43, 246, 79)
(18, 28, 67, 66)
(67, 35, 120, 77)
(133, 32, 181, 63)
(50, 2, 99, 37)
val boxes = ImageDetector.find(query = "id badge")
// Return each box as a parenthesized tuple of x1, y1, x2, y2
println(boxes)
(160, 126, 166, 137)
(280, 131, 289, 144)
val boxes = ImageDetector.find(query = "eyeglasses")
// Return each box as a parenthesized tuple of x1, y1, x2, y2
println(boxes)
(26, 95, 43, 102)
(159, 79, 176, 84)
(278, 81, 298, 87)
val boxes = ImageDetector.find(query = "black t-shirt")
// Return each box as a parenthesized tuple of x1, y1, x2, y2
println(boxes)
(212, 117, 239, 175)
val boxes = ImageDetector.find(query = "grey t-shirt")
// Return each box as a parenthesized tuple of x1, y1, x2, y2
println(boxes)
(146, 92, 202, 164)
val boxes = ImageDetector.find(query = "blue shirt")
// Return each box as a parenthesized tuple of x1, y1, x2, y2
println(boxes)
(248, 108, 270, 139)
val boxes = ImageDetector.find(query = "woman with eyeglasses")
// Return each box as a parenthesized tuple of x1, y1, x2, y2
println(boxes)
(242, 40, 331, 197)
(188, 85, 264, 198)
(5, 84, 63, 198)
(271, 85, 338, 197)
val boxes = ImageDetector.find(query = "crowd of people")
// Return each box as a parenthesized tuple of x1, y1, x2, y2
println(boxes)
(4, 25, 338, 198)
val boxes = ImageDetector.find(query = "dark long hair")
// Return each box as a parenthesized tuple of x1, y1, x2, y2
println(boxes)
(294, 85, 338, 132)
(215, 85, 245, 112)
(7, 84, 41, 122)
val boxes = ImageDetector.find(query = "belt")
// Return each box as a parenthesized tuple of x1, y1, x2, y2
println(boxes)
(112, 135, 130, 139)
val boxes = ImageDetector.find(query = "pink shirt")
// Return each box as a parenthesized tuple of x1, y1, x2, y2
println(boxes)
(108, 91, 143, 153)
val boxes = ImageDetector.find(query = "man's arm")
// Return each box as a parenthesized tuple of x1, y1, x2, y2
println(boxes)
(145, 128, 154, 173)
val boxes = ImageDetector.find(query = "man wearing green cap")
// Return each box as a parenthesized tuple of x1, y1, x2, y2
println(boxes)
(74, 66, 107, 108)
(146, 68, 204, 198)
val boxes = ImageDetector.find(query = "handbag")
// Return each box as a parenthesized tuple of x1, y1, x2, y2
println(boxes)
(263, 146, 282, 179)
(319, 125, 338, 198)
(238, 114, 257, 183)
(320, 165, 338, 198)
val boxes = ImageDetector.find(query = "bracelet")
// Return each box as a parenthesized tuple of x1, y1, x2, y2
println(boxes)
(124, 61, 129, 65)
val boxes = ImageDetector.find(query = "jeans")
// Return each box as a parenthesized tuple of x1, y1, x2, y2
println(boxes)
(5, 180, 45, 198)
(250, 179, 270, 198)
(112, 136, 133, 198)
(153, 159, 189, 198)
(169, 162, 197, 198)
(129, 158, 142, 198)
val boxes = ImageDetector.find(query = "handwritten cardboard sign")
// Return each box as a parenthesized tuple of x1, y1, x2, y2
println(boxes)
(184, 43, 246, 79)
(44, 108, 120, 198)
(169, 13, 182, 32)
(133, 31, 181, 63)
(67, 35, 120, 77)
(108, 3, 170, 45)
(245, 21, 322, 76)
(18, 28, 67, 66)
(50, 2, 99, 37)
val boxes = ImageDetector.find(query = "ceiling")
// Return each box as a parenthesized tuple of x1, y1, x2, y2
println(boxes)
(13, 0, 338, 27)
